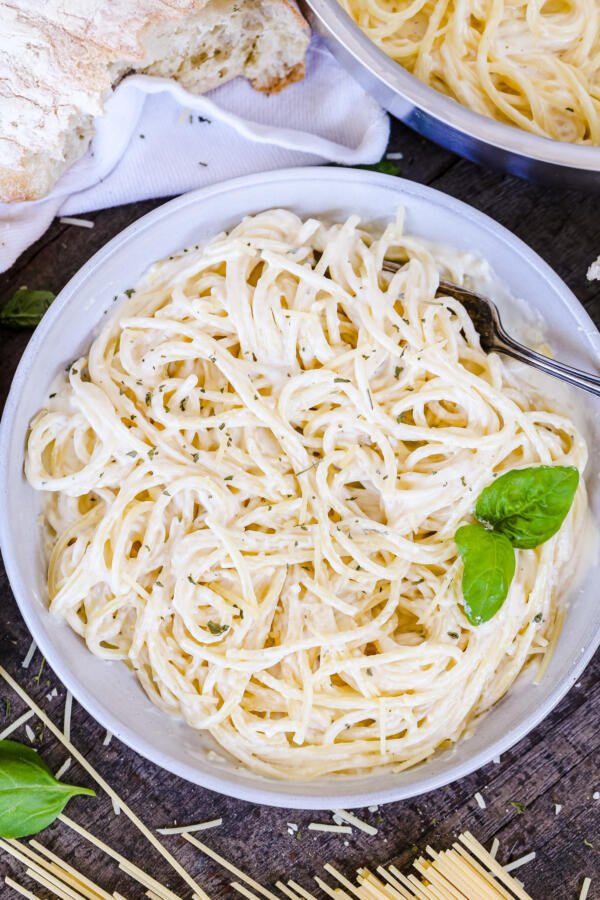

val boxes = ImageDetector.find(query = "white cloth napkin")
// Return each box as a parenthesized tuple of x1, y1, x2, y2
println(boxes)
(0, 38, 389, 273)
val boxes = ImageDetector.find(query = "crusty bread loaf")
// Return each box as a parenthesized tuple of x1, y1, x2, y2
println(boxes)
(0, 0, 310, 203)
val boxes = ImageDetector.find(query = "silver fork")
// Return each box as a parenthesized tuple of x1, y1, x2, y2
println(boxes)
(382, 259, 600, 397)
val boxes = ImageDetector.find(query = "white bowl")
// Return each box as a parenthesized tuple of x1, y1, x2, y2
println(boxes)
(2, 168, 600, 809)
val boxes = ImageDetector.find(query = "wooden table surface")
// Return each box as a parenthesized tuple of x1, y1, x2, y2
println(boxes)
(1, 117, 599, 900)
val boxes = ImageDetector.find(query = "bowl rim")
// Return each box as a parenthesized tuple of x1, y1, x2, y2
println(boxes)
(2, 166, 600, 809)
(305, 0, 600, 173)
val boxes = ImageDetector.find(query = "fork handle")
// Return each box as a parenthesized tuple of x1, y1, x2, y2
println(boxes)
(493, 328, 600, 397)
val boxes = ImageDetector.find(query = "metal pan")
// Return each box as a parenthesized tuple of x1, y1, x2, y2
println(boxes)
(303, 0, 600, 189)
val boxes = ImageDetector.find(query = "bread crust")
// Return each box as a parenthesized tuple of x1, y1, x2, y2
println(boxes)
(0, 168, 38, 205)
(252, 61, 306, 94)
(0, 0, 310, 203)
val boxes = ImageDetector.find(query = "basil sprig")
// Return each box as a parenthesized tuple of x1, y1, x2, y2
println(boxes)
(0, 739, 95, 838)
(475, 465, 579, 549)
(456, 466, 579, 625)
(455, 525, 515, 625)
(0, 287, 55, 329)
(357, 160, 401, 177)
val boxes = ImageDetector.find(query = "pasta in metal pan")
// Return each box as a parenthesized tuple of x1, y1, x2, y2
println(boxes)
(25, 210, 588, 779)
(338, 0, 600, 144)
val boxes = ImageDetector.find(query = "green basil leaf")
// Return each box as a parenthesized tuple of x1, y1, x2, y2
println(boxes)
(0, 739, 95, 838)
(0, 287, 55, 329)
(357, 160, 401, 176)
(475, 465, 579, 549)
(455, 524, 515, 625)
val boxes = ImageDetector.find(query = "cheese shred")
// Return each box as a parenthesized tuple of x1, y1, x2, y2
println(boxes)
(504, 851, 536, 874)
(21, 640, 37, 670)
(332, 809, 378, 836)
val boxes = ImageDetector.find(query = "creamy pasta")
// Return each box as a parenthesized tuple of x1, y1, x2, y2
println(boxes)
(339, 0, 600, 145)
(25, 209, 588, 779)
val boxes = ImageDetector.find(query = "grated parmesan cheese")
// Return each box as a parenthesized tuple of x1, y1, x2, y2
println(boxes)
(102, 730, 113, 746)
(592, 792, 599, 800)
(474, 791, 487, 810)
(58, 217, 94, 229)
(554, 804, 562, 815)
(21, 640, 37, 669)
(25, 723, 35, 743)
(332, 809, 377, 836)
(63, 691, 72, 743)
(54, 758, 71, 780)
(504, 851, 536, 873)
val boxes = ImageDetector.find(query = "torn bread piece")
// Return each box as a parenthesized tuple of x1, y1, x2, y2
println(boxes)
(0, 0, 310, 202)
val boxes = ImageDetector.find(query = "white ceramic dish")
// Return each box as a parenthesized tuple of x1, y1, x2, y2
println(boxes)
(2, 167, 600, 810)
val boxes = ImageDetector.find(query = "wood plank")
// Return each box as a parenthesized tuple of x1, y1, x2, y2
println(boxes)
(0, 117, 599, 899)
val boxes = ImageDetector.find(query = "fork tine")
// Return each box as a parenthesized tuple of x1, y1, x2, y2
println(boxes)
(382, 256, 600, 395)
